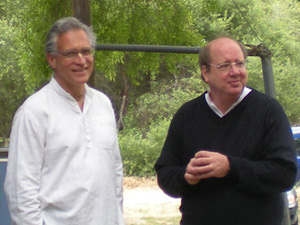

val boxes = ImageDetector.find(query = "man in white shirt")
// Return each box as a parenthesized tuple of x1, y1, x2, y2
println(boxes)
(4, 17, 125, 225)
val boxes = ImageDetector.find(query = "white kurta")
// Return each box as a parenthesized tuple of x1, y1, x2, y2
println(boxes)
(4, 78, 125, 225)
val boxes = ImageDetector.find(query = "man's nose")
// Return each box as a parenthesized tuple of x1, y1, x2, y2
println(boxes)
(75, 53, 86, 63)
(229, 64, 240, 74)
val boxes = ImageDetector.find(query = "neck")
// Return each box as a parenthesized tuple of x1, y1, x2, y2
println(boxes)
(53, 76, 86, 100)
(209, 92, 240, 114)
(73, 92, 85, 112)
(71, 90, 86, 101)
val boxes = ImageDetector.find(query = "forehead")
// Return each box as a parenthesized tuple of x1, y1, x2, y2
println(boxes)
(209, 38, 244, 63)
(56, 29, 91, 51)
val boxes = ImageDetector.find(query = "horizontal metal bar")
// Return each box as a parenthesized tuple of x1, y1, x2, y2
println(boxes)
(95, 44, 273, 96)
(96, 44, 262, 57)
(96, 44, 201, 54)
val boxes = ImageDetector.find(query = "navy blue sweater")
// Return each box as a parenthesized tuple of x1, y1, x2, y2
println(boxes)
(155, 89, 297, 225)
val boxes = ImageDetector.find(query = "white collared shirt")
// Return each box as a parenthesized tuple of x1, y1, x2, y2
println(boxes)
(205, 87, 252, 117)
(5, 78, 125, 225)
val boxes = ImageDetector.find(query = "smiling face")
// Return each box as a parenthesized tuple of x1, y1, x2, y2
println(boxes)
(201, 38, 248, 101)
(47, 29, 94, 93)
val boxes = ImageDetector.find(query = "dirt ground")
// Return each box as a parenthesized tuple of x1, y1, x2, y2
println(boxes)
(123, 177, 181, 224)
(124, 177, 300, 225)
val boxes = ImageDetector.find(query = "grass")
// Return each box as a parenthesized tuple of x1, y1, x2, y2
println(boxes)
(126, 216, 181, 225)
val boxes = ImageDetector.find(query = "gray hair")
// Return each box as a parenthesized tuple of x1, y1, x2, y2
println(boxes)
(45, 17, 97, 55)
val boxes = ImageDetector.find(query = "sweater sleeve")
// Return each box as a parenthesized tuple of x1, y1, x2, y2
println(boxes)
(227, 98, 297, 194)
(4, 108, 45, 225)
(155, 109, 195, 198)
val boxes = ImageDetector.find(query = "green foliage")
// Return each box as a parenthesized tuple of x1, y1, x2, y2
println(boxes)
(184, 0, 300, 124)
(119, 72, 206, 175)
(2, 0, 72, 93)
(118, 0, 300, 175)
(124, 71, 205, 130)
(119, 119, 169, 176)
(2, 0, 300, 175)
(0, 18, 28, 137)
(92, 0, 203, 84)
(0, 0, 72, 137)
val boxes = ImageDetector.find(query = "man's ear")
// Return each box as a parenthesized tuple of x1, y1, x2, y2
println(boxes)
(46, 54, 56, 70)
(201, 65, 209, 83)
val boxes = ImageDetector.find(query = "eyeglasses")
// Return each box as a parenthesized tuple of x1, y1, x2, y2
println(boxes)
(208, 59, 247, 72)
(55, 48, 95, 60)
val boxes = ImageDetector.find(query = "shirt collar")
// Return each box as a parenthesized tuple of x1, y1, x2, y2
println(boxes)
(50, 77, 92, 98)
(50, 77, 93, 112)
(205, 87, 252, 118)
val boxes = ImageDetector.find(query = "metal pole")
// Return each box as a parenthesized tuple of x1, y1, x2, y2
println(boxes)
(96, 44, 200, 54)
(261, 56, 276, 98)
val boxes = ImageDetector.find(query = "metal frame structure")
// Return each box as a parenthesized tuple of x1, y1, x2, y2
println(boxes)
(96, 43, 276, 98)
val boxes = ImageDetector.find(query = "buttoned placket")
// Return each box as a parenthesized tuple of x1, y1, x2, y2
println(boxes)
(82, 116, 92, 149)
(80, 93, 93, 150)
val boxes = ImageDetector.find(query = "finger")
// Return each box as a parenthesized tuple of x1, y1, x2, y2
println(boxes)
(195, 171, 215, 180)
(187, 164, 213, 176)
(184, 172, 201, 185)
(191, 157, 212, 168)
(194, 150, 214, 158)
(194, 164, 213, 175)
(186, 163, 202, 175)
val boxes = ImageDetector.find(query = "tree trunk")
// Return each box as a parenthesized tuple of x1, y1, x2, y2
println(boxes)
(72, 0, 96, 87)
(72, 0, 91, 26)
(116, 58, 129, 130)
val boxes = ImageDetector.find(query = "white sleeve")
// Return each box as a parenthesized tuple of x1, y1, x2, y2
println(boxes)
(4, 108, 45, 225)
(114, 132, 125, 225)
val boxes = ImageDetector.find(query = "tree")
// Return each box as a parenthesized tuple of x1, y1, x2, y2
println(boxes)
(0, 0, 72, 139)
(91, 0, 204, 128)
(118, 0, 300, 175)
(0, 19, 27, 140)
(2, 0, 300, 174)
(184, 0, 300, 123)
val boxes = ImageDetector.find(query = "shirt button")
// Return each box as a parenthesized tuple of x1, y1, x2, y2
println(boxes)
(86, 136, 91, 142)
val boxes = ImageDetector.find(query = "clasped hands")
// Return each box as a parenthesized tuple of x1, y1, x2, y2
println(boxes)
(184, 150, 230, 185)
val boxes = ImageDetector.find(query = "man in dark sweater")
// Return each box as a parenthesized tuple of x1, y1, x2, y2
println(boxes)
(154, 37, 297, 225)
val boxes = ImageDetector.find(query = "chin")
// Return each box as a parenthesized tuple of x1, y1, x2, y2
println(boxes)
(76, 73, 91, 83)
(79, 78, 90, 84)
(228, 87, 243, 96)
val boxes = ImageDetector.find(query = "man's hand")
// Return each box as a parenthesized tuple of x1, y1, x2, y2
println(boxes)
(184, 151, 230, 185)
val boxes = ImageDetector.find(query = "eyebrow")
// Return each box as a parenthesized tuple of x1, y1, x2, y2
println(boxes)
(216, 59, 244, 64)
(60, 47, 92, 52)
